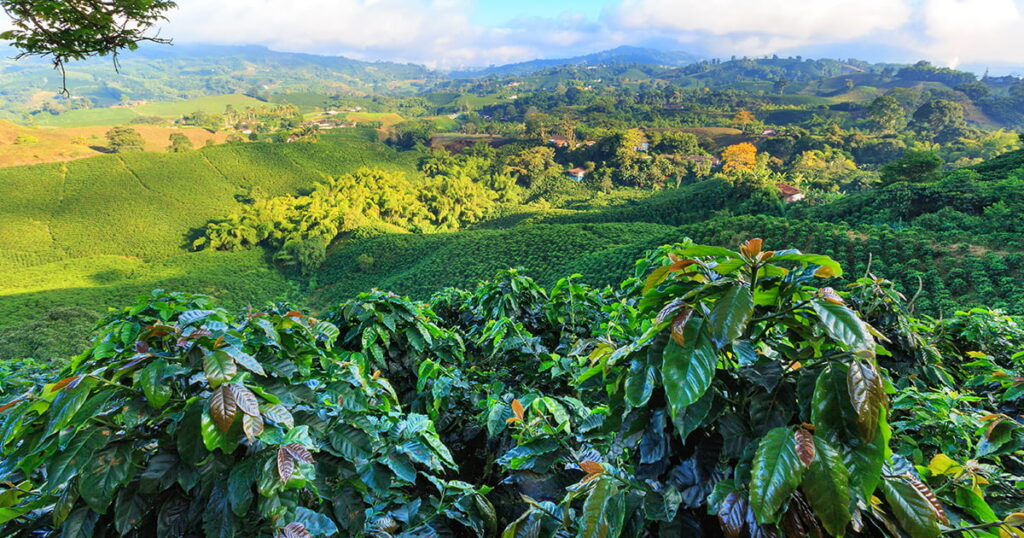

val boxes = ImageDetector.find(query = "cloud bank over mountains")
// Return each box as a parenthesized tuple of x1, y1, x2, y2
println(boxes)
(4, 0, 1023, 72)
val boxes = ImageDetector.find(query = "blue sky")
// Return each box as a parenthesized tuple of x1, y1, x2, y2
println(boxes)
(8, 0, 1015, 73)
(471, 0, 607, 25)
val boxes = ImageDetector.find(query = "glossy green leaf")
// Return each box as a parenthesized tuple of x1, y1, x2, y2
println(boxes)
(139, 359, 172, 409)
(60, 507, 98, 538)
(45, 428, 111, 489)
(881, 478, 941, 538)
(749, 427, 805, 524)
(46, 378, 97, 435)
(802, 437, 851, 537)
(222, 346, 265, 376)
(811, 300, 874, 353)
(624, 360, 656, 408)
(707, 284, 753, 348)
(203, 350, 237, 389)
(662, 317, 717, 415)
(578, 477, 619, 538)
(79, 443, 135, 513)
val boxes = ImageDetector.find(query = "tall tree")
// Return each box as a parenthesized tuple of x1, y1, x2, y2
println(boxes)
(106, 126, 145, 153)
(913, 99, 970, 143)
(167, 133, 193, 153)
(867, 95, 906, 134)
(732, 110, 756, 133)
(722, 142, 758, 174)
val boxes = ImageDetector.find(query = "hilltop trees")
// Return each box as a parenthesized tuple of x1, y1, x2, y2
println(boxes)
(722, 142, 759, 174)
(867, 95, 906, 134)
(505, 146, 560, 188)
(167, 133, 194, 153)
(105, 126, 145, 153)
(913, 99, 972, 143)
(732, 109, 756, 132)
(880, 150, 944, 184)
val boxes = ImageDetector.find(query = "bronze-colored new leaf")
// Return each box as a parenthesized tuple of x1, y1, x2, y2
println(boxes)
(718, 491, 748, 538)
(280, 522, 311, 538)
(277, 446, 296, 483)
(579, 460, 605, 483)
(740, 238, 764, 259)
(907, 477, 948, 525)
(242, 413, 264, 442)
(284, 443, 314, 463)
(0, 395, 29, 413)
(847, 359, 886, 442)
(510, 399, 525, 422)
(795, 429, 816, 467)
(51, 376, 81, 392)
(226, 383, 260, 417)
(670, 309, 694, 347)
(209, 385, 237, 432)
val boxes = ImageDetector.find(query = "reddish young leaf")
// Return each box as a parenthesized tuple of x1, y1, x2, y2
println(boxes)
(284, 443, 314, 464)
(277, 447, 296, 483)
(718, 492, 748, 538)
(0, 395, 29, 413)
(907, 477, 948, 525)
(285, 310, 305, 318)
(281, 522, 311, 538)
(209, 385, 237, 432)
(226, 384, 260, 417)
(242, 413, 264, 442)
(795, 429, 816, 467)
(511, 399, 525, 421)
(671, 309, 694, 347)
(740, 238, 763, 259)
(847, 359, 887, 442)
(134, 341, 150, 354)
(51, 376, 81, 392)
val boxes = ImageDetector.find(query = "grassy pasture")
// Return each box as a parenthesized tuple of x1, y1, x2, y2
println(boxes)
(32, 94, 265, 127)
(0, 120, 231, 167)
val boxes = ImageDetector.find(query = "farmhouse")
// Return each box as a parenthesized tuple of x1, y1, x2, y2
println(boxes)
(567, 167, 587, 181)
(549, 137, 570, 148)
(777, 183, 805, 203)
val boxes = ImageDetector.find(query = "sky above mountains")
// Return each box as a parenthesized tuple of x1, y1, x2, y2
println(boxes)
(3, 0, 1023, 74)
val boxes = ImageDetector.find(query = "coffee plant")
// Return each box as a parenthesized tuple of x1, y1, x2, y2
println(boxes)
(1, 240, 1023, 537)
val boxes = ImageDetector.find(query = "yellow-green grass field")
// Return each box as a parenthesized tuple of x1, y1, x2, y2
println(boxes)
(31, 94, 266, 128)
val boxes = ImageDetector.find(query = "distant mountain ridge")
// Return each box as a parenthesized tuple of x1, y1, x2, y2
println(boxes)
(449, 46, 703, 78)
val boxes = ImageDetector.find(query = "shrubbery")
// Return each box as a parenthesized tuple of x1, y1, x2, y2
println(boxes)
(1, 239, 1021, 536)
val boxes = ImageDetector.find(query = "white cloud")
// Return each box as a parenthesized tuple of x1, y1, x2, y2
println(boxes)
(914, 0, 1024, 68)
(159, 0, 605, 68)
(607, 0, 913, 55)
(2, 0, 1023, 70)
(162, 0, 475, 65)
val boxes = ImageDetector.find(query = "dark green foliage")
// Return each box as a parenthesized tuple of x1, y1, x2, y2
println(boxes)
(1, 240, 1022, 536)
(880, 150, 944, 184)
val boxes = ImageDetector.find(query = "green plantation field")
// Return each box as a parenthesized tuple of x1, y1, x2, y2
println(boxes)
(311, 213, 1024, 315)
(0, 135, 422, 353)
(0, 135, 420, 266)
(32, 94, 266, 127)
(0, 248, 293, 358)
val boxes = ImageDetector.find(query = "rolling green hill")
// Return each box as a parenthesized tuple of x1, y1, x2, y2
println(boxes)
(2, 135, 1023, 361)
(0, 132, 421, 355)
(32, 94, 266, 127)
